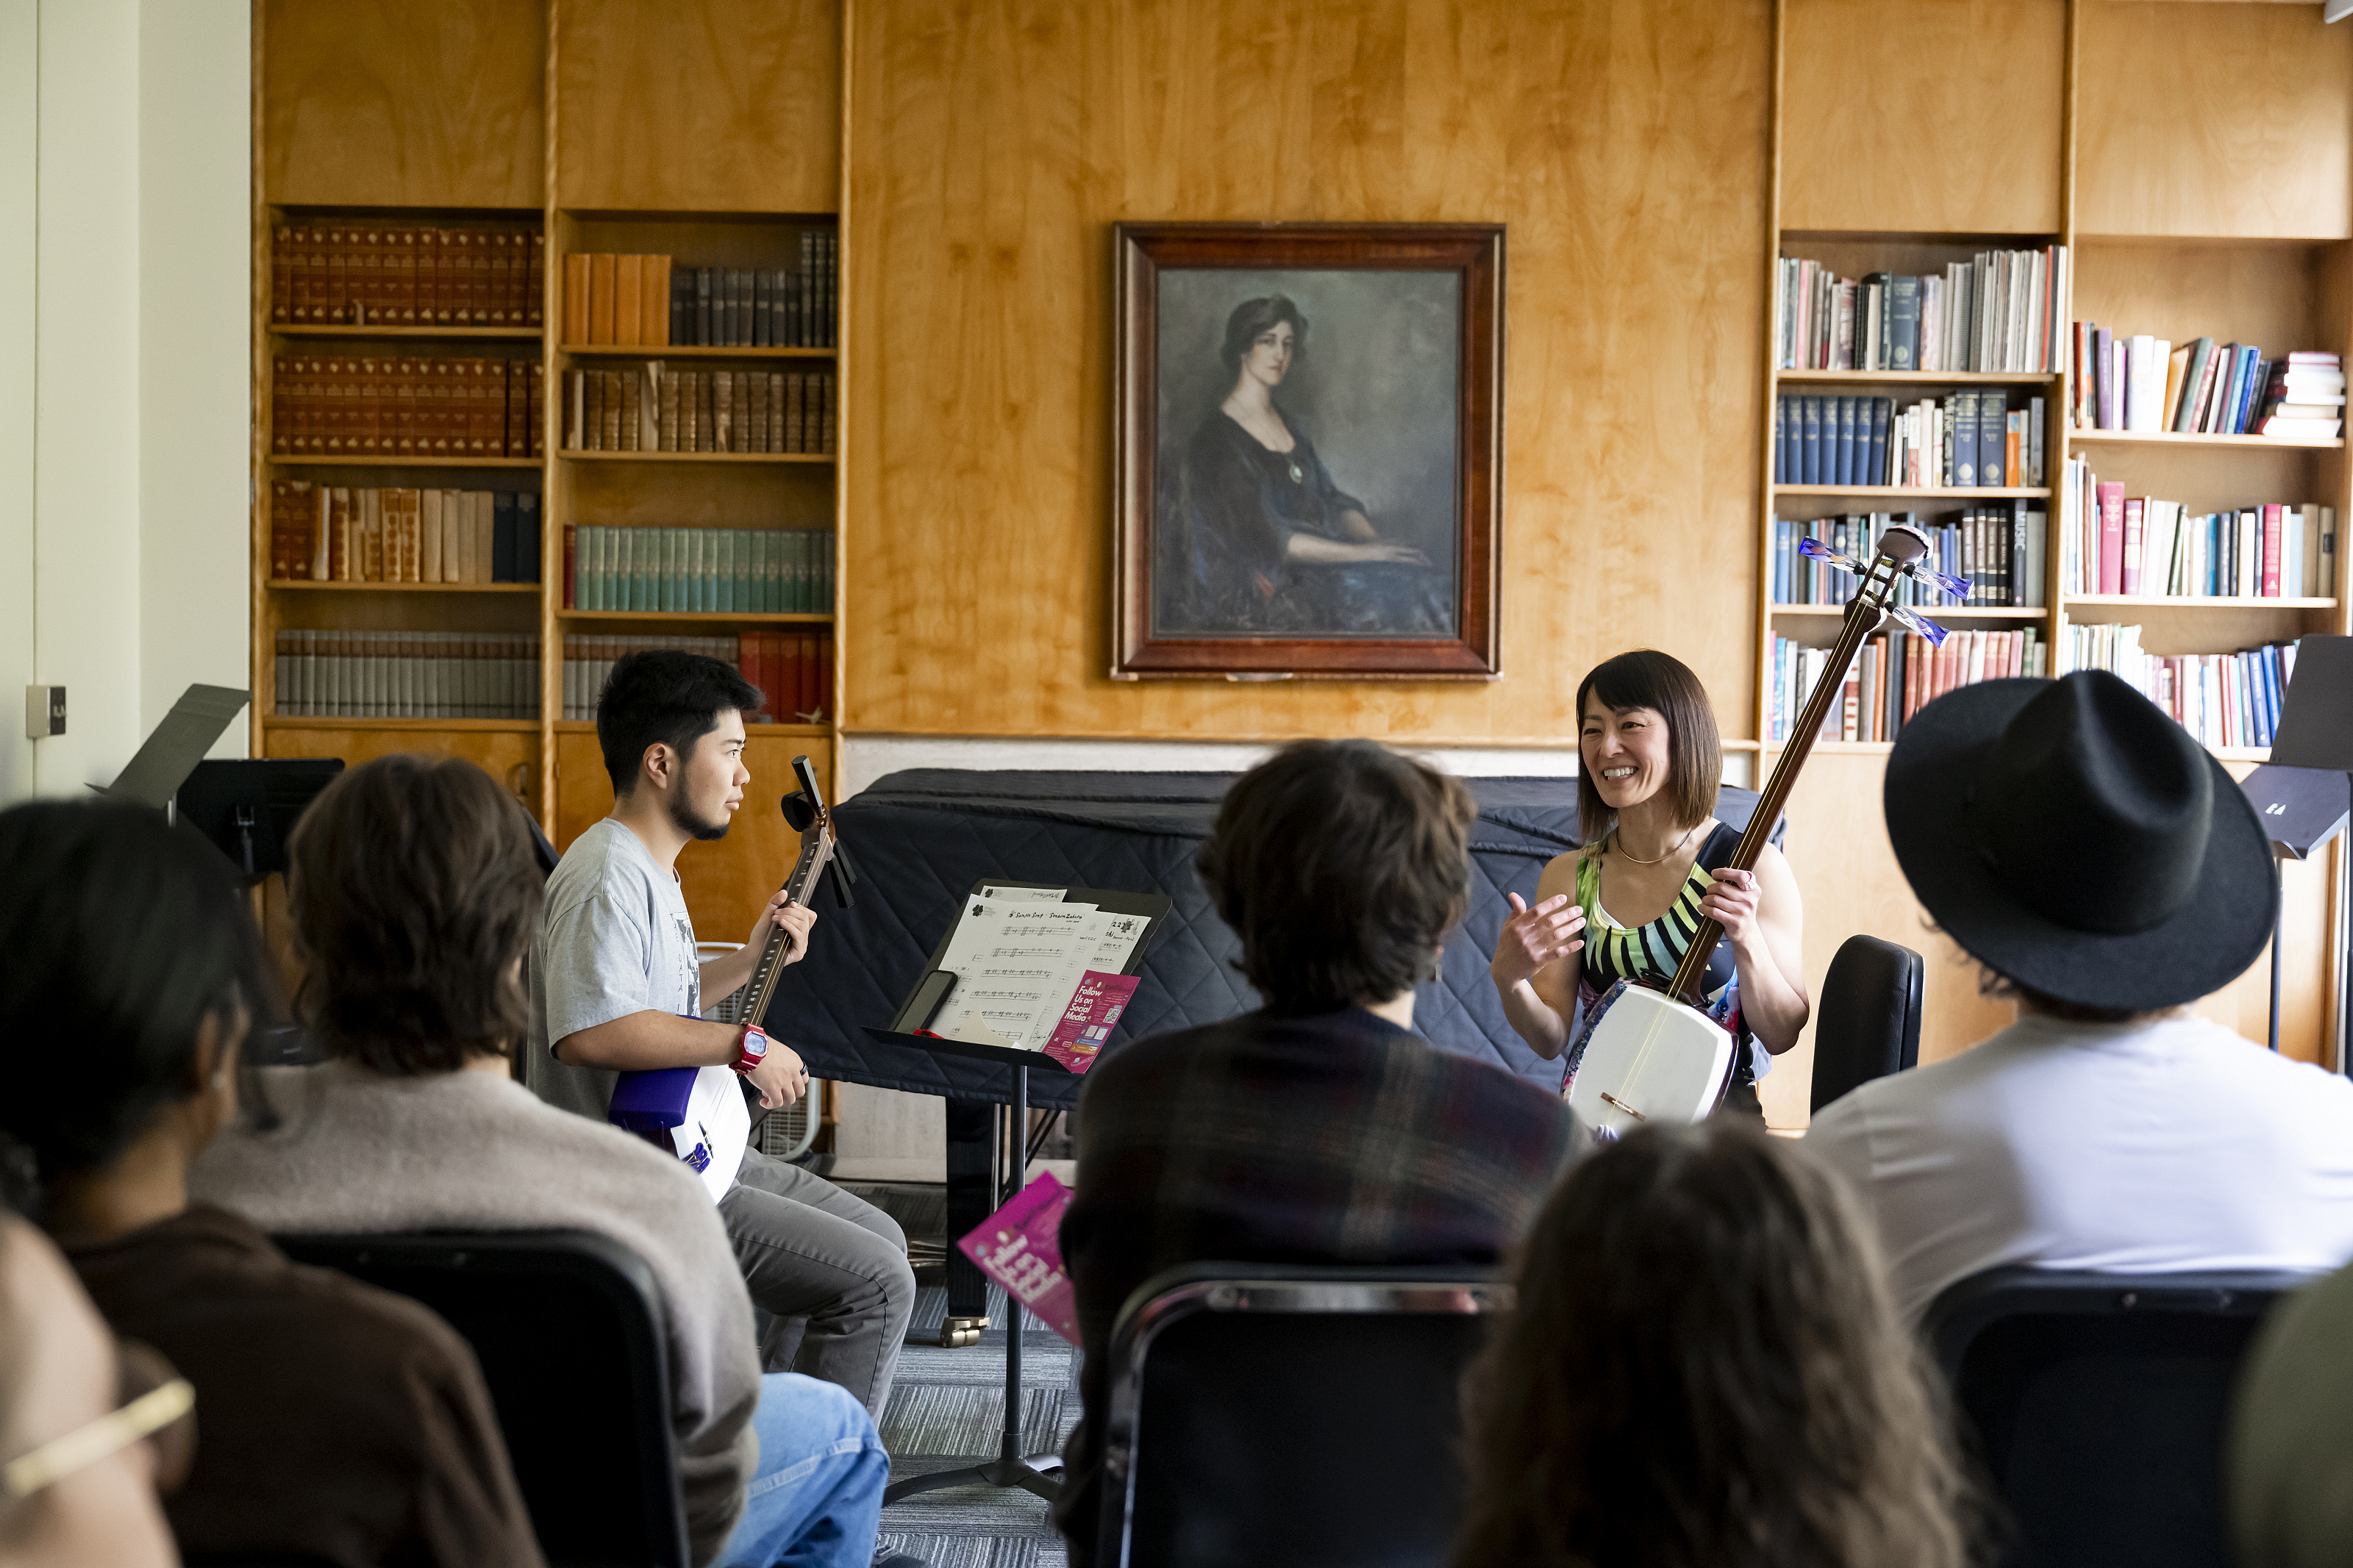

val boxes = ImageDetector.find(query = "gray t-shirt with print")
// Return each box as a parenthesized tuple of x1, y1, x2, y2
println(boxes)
(526, 818, 703, 1124)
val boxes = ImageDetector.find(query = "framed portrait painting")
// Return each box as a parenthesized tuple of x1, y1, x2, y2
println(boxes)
(1112, 222, 1504, 680)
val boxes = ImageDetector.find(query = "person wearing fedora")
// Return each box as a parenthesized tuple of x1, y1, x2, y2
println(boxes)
(1808, 670, 2353, 1324)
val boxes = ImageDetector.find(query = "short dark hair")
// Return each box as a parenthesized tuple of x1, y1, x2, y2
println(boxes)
(1220, 293, 1309, 371)
(1575, 649, 1723, 845)
(0, 800, 281, 1196)
(288, 754, 542, 1075)
(1197, 740, 1475, 1012)
(1455, 1120, 1974, 1568)
(597, 649, 762, 796)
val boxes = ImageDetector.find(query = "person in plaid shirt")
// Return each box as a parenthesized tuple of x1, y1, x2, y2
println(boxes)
(1052, 740, 1579, 1561)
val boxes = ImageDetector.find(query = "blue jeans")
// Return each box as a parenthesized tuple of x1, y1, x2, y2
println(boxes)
(719, 1372, 889, 1568)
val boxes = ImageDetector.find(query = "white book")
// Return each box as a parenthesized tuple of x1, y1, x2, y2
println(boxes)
(440, 490, 463, 582)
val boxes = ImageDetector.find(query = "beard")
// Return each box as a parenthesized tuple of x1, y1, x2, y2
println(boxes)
(666, 791, 732, 842)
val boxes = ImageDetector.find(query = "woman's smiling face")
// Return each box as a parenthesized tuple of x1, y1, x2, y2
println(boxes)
(1242, 320, 1296, 387)
(1581, 692, 1673, 812)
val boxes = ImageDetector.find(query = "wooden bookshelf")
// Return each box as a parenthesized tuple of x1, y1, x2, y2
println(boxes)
(2071, 429, 2345, 451)
(1771, 604, 2048, 620)
(254, 0, 846, 952)
(1777, 370, 2063, 387)
(1773, 485, 2052, 500)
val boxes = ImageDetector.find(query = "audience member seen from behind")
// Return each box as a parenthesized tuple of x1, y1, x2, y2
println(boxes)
(0, 798, 542, 1568)
(1054, 740, 1579, 1563)
(0, 1208, 181, 1568)
(1454, 1120, 1972, 1568)
(190, 754, 892, 1568)
(1808, 670, 2353, 1322)
(1490, 649, 1808, 1116)
(2230, 1256, 2353, 1568)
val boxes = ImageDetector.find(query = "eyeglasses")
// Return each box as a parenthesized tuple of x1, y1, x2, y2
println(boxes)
(1, 1369, 194, 1500)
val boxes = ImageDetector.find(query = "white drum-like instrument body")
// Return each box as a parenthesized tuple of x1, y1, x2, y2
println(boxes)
(1563, 979, 1736, 1136)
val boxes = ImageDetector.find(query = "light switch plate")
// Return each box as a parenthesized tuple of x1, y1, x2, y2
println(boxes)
(24, 685, 64, 740)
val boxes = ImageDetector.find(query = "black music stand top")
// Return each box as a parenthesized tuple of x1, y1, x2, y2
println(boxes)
(2271, 634, 2353, 773)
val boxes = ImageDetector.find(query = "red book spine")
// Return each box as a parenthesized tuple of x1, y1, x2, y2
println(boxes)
(2097, 482, 2127, 595)
(563, 524, 576, 609)
(2262, 504, 2282, 598)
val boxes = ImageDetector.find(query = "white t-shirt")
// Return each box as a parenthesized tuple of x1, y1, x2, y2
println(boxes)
(1807, 1011, 2353, 1323)
(526, 817, 703, 1124)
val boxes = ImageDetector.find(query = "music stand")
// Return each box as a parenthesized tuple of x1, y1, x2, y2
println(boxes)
(103, 684, 250, 808)
(2250, 636, 2353, 1064)
(176, 759, 346, 884)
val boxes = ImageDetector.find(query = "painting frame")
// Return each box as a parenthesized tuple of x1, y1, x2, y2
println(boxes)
(1112, 221, 1504, 681)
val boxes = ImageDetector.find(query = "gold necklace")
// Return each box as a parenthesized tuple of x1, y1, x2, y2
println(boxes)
(1609, 821, 1699, 866)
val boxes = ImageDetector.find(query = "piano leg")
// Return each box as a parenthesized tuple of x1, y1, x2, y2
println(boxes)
(941, 1097, 993, 1347)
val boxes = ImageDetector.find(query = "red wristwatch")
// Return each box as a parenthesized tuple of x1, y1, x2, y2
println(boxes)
(730, 1024, 771, 1077)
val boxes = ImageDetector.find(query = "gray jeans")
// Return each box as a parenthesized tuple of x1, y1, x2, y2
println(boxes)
(718, 1148, 915, 1419)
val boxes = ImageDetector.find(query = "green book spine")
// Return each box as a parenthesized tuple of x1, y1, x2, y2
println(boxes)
(823, 529, 835, 611)
(670, 527, 686, 612)
(728, 531, 745, 612)
(718, 530, 735, 613)
(790, 530, 807, 613)
(615, 529, 630, 611)
(754, 531, 772, 613)
(580, 527, 597, 610)
(695, 529, 712, 612)
(592, 527, 610, 611)
(633, 529, 651, 611)
(767, 531, 783, 612)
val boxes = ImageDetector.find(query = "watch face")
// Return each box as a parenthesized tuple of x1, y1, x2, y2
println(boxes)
(743, 1028, 769, 1060)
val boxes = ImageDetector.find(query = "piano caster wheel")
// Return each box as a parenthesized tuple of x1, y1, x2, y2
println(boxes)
(940, 1315, 987, 1348)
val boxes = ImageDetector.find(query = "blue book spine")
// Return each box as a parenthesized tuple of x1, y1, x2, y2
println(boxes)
(1868, 397, 1890, 487)
(491, 492, 517, 583)
(1835, 397, 1857, 487)
(1978, 391, 2007, 487)
(515, 493, 540, 585)
(1774, 396, 1787, 484)
(1952, 390, 1980, 487)
(2234, 352, 2268, 436)
(1802, 397, 1822, 484)
(1887, 274, 1921, 371)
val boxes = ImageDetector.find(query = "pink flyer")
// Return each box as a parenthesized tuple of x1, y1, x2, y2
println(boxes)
(1043, 970, 1139, 1074)
(955, 1170, 1081, 1346)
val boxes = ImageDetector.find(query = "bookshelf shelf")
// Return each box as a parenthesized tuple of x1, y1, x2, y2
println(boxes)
(270, 456, 543, 470)
(1773, 484, 2051, 499)
(1770, 604, 2046, 619)
(1776, 370, 2063, 387)
(1765, 739, 2271, 763)
(2067, 429, 2344, 451)
(2063, 595, 2338, 610)
(557, 451, 832, 465)
(262, 717, 542, 734)
(269, 580, 542, 594)
(559, 343, 833, 360)
(557, 609, 834, 623)
(274, 325, 544, 341)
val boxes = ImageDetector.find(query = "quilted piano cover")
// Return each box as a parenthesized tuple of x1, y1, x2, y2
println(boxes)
(767, 769, 1775, 1110)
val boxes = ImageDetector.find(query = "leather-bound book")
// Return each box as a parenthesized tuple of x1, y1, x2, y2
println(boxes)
(601, 370, 622, 451)
(713, 370, 734, 453)
(620, 368, 641, 451)
(785, 373, 804, 455)
(473, 490, 496, 584)
(417, 229, 441, 325)
(748, 371, 768, 454)
(324, 228, 351, 323)
(449, 232, 474, 324)
(615, 254, 643, 346)
(482, 234, 508, 326)
(504, 360, 526, 457)
(471, 359, 496, 456)
(440, 490, 465, 583)
(643, 255, 670, 346)
(527, 234, 546, 327)
(659, 365, 680, 451)
(353, 357, 379, 457)
(421, 487, 444, 583)
(393, 228, 418, 325)
(590, 253, 617, 344)
(527, 362, 544, 457)
(271, 228, 293, 323)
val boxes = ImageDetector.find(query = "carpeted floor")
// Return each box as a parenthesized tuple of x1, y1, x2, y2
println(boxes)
(850, 1184, 1079, 1568)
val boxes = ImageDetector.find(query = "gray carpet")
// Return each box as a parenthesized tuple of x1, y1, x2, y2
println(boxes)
(849, 1184, 1079, 1568)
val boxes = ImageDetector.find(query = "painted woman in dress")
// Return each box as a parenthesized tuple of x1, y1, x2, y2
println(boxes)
(1161, 295, 1448, 636)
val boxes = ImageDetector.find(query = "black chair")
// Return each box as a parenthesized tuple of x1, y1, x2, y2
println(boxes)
(1096, 1261, 1510, 1568)
(276, 1229, 688, 1568)
(1924, 1267, 2317, 1568)
(1809, 933, 1923, 1114)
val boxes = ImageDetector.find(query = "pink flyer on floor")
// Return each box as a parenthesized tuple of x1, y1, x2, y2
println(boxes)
(955, 1170, 1081, 1346)
(1043, 970, 1140, 1073)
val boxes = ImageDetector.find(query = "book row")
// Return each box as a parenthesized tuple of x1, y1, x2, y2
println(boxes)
(562, 526, 833, 614)
(1776, 246, 2070, 374)
(560, 634, 832, 726)
(2055, 462, 2335, 599)
(2070, 331, 2341, 438)
(1769, 629, 2045, 745)
(562, 366, 835, 455)
(1774, 393, 2046, 490)
(562, 237, 838, 348)
(1772, 508, 2046, 610)
(268, 483, 541, 586)
(271, 631, 541, 720)
(270, 356, 543, 459)
(2057, 626, 2299, 753)
(270, 224, 543, 329)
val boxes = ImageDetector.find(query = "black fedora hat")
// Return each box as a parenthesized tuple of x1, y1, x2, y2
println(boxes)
(1883, 670, 2276, 1012)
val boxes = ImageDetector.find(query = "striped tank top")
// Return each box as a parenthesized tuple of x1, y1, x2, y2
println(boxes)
(1574, 820, 1763, 1089)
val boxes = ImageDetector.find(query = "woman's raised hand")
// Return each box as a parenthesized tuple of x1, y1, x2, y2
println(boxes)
(1490, 892, 1585, 989)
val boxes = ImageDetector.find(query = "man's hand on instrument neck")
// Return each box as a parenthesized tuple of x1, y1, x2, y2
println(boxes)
(701, 893, 819, 998)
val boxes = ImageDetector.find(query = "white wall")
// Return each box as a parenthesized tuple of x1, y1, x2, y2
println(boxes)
(1, 0, 249, 805)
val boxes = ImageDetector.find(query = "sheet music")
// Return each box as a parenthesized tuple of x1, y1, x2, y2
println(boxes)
(935, 898, 1102, 1048)
(977, 884, 1071, 903)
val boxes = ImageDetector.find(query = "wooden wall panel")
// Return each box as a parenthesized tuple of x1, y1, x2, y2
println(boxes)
(262, 0, 544, 208)
(1780, 0, 2066, 236)
(843, 0, 1773, 745)
(2077, 1, 2353, 238)
(554, 730, 834, 945)
(555, 0, 840, 212)
(263, 726, 542, 815)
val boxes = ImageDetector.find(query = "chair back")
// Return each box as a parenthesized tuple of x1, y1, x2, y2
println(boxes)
(1810, 934, 1923, 1113)
(1097, 1261, 1509, 1568)
(277, 1229, 688, 1568)
(1924, 1267, 2315, 1568)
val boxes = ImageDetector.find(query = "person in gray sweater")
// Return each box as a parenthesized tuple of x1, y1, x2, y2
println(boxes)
(191, 755, 894, 1568)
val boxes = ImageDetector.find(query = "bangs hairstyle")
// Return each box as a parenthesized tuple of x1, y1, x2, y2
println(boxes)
(1454, 1120, 1974, 1568)
(1197, 740, 1474, 1012)
(288, 754, 543, 1075)
(1575, 649, 1721, 845)
(0, 801, 283, 1198)
(597, 648, 763, 795)
(1220, 294, 1309, 371)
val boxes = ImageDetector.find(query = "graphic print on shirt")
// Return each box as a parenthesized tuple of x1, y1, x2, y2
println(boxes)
(673, 912, 700, 1016)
